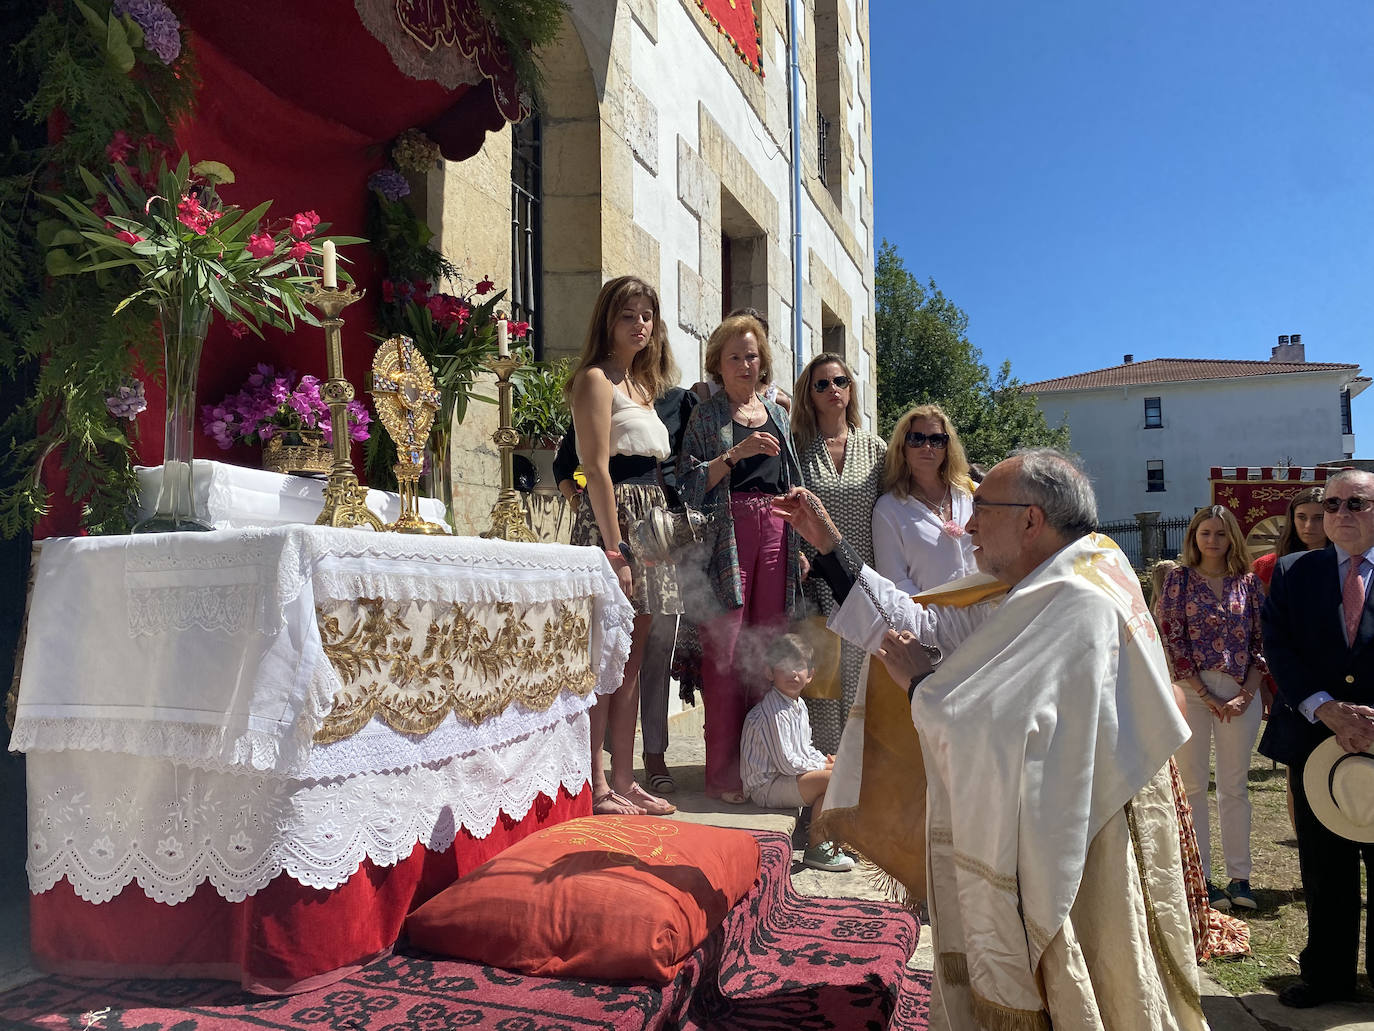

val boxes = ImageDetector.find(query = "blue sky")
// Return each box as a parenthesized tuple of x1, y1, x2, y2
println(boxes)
(870, 2, 1374, 457)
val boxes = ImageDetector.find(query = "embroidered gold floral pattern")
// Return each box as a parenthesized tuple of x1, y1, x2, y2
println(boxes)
(542, 818, 685, 865)
(314, 596, 595, 742)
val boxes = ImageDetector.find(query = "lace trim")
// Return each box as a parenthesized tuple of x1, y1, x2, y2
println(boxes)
(26, 715, 590, 904)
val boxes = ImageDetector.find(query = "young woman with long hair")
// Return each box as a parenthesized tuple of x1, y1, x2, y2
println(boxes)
(566, 275, 682, 816)
(1158, 505, 1266, 912)
(1252, 486, 1328, 587)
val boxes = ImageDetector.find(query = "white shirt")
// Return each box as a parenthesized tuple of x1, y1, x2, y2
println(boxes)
(1298, 542, 1374, 722)
(739, 688, 827, 798)
(872, 489, 978, 596)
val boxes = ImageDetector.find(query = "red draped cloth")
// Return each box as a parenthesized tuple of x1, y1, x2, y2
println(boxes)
(30, 784, 590, 993)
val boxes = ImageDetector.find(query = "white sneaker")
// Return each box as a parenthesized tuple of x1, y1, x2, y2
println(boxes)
(803, 841, 855, 872)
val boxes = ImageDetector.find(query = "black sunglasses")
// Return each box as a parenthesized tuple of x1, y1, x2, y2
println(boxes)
(812, 375, 851, 393)
(1322, 495, 1372, 513)
(905, 431, 949, 449)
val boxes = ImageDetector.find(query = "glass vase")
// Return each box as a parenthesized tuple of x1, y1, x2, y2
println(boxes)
(133, 300, 214, 533)
(424, 419, 456, 532)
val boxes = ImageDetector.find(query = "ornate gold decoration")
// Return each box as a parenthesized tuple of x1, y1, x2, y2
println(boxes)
(540, 819, 686, 864)
(481, 354, 537, 542)
(1245, 514, 1285, 559)
(262, 430, 332, 476)
(314, 596, 595, 742)
(369, 336, 448, 534)
(302, 283, 383, 531)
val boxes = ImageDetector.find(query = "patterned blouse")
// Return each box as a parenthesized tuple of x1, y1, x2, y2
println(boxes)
(796, 428, 887, 616)
(1158, 566, 1265, 685)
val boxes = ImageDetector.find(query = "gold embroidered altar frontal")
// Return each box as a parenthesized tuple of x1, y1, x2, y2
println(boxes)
(315, 596, 596, 742)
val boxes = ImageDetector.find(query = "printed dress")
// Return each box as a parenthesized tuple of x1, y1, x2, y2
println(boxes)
(797, 428, 886, 753)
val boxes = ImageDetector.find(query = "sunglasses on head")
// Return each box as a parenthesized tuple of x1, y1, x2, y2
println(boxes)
(812, 375, 851, 393)
(1322, 495, 1372, 513)
(905, 431, 949, 449)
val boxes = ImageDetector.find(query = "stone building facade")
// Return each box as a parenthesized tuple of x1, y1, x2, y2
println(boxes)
(411, 0, 877, 534)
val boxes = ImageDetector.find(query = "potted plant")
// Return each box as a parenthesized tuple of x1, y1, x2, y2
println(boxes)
(512, 354, 571, 494)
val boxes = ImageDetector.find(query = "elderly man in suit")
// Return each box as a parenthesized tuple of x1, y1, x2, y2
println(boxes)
(1260, 466, 1374, 1009)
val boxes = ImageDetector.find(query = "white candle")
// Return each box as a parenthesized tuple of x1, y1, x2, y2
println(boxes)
(321, 240, 337, 288)
(498, 318, 509, 357)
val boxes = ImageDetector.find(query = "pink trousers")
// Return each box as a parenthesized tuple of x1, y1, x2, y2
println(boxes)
(701, 493, 789, 795)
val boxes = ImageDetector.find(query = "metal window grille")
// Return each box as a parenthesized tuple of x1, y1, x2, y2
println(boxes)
(510, 116, 542, 358)
(817, 106, 830, 187)
(1341, 388, 1353, 434)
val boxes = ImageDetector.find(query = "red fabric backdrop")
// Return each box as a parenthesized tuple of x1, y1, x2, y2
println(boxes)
(38, 0, 517, 536)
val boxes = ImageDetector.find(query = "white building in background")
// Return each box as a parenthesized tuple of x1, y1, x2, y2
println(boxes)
(1024, 335, 1370, 524)
(428, 0, 877, 533)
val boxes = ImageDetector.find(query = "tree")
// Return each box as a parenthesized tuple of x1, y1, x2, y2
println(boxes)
(875, 239, 1069, 466)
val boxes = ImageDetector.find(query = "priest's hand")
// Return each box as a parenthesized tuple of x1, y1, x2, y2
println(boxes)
(772, 488, 840, 554)
(876, 629, 934, 688)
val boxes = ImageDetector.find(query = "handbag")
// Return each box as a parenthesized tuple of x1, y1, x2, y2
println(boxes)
(626, 464, 709, 566)
(795, 613, 843, 700)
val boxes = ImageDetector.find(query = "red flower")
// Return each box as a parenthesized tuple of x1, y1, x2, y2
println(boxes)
(106, 131, 134, 164)
(475, 277, 494, 295)
(287, 239, 313, 260)
(409, 279, 431, 305)
(289, 211, 321, 240)
(177, 195, 207, 234)
(114, 229, 144, 245)
(510, 320, 531, 339)
(381, 279, 396, 303)
(91, 195, 111, 218)
(246, 232, 276, 259)
(228, 321, 250, 339)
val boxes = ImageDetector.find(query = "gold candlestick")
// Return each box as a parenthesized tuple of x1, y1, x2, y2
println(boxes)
(302, 282, 383, 531)
(480, 354, 537, 542)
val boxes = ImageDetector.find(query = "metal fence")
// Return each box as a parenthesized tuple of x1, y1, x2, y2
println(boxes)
(1097, 515, 1193, 572)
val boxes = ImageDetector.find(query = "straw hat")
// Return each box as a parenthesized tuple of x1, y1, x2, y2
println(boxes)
(1303, 737, 1374, 843)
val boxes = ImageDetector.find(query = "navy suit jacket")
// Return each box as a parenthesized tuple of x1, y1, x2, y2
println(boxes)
(1259, 546, 1374, 768)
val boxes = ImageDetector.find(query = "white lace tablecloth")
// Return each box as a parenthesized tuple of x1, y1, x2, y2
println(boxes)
(11, 525, 633, 903)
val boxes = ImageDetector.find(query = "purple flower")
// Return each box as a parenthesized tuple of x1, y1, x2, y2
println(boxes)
(367, 168, 411, 202)
(105, 379, 147, 421)
(113, 0, 182, 64)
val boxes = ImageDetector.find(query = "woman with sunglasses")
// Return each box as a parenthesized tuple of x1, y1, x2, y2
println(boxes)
(790, 353, 887, 751)
(1158, 505, 1266, 913)
(1252, 486, 1328, 588)
(872, 404, 978, 596)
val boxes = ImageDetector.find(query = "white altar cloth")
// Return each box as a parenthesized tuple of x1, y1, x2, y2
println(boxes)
(12, 526, 633, 904)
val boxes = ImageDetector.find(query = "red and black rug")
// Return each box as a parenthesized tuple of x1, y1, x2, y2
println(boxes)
(0, 833, 931, 1030)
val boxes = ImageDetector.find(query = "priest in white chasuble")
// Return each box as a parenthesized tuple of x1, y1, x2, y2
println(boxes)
(774, 449, 1207, 1031)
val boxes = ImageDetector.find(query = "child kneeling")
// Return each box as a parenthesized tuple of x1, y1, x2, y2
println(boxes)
(739, 633, 852, 872)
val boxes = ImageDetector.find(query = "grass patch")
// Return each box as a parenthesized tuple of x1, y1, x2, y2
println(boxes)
(1199, 751, 1367, 997)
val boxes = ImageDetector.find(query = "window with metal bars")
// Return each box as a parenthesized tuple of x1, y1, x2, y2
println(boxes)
(510, 116, 542, 358)
(817, 106, 830, 187)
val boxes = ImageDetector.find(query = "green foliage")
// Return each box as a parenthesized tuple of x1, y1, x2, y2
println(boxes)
(367, 194, 454, 289)
(0, 0, 196, 536)
(511, 354, 571, 444)
(874, 239, 1069, 467)
(474, 0, 569, 105)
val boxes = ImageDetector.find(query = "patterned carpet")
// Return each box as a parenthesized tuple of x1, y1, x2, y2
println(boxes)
(0, 833, 930, 1030)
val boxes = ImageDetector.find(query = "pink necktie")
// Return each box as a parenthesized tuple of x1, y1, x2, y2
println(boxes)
(1345, 557, 1368, 645)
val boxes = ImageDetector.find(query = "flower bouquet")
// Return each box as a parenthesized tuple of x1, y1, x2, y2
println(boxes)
(42, 148, 364, 530)
(204, 363, 371, 476)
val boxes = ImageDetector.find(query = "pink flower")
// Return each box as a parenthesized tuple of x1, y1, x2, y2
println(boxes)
(475, 277, 494, 295)
(289, 211, 321, 240)
(114, 229, 144, 245)
(106, 130, 134, 164)
(228, 321, 250, 339)
(381, 279, 396, 303)
(91, 195, 111, 218)
(246, 232, 276, 259)
(287, 240, 313, 261)
(509, 320, 531, 339)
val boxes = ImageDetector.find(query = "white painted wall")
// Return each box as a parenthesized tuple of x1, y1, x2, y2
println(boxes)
(625, 1, 873, 386)
(1033, 371, 1356, 523)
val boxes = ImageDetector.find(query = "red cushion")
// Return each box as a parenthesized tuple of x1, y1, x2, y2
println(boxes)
(404, 815, 761, 983)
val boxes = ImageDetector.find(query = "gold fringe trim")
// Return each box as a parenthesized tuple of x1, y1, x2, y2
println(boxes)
(1126, 798, 1205, 1018)
(969, 991, 1052, 1031)
(940, 951, 969, 985)
(952, 849, 1019, 894)
(810, 809, 925, 915)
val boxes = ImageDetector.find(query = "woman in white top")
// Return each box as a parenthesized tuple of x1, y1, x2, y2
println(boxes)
(871, 403, 978, 595)
(568, 276, 682, 817)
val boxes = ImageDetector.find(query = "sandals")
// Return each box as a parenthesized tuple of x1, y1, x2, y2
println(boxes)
(593, 790, 644, 816)
(709, 789, 748, 806)
(621, 781, 677, 816)
(646, 771, 677, 795)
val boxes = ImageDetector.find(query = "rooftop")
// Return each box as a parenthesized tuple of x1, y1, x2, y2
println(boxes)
(1022, 357, 1363, 393)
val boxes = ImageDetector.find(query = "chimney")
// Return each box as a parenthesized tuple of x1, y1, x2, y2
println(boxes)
(1123, 354, 1133, 364)
(1270, 333, 1306, 363)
